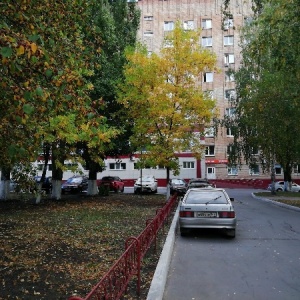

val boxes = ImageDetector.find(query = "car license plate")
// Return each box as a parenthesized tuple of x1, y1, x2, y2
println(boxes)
(197, 212, 218, 218)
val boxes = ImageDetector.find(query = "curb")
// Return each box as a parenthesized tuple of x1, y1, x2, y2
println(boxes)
(146, 203, 180, 300)
(252, 193, 300, 212)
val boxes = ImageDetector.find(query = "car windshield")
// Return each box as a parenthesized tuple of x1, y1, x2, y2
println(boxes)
(172, 179, 185, 185)
(67, 177, 82, 183)
(185, 190, 228, 204)
(137, 177, 154, 183)
(102, 177, 114, 181)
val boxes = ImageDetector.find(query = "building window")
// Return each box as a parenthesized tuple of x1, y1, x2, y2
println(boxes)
(244, 17, 253, 26)
(109, 163, 126, 170)
(228, 166, 238, 175)
(205, 127, 215, 137)
(225, 89, 236, 101)
(224, 35, 234, 46)
(275, 165, 282, 175)
(183, 161, 195, 169)
(227, 145, 233, 155)
(144, 32, 153, 36)
(249, 165, 260, 175)
(225, 107, 236, 117)
(204, 90, 213, 99)
(203, 72, 213, 82)
(202, 36, 212, 47)
(293, 164, 300, 174)
(224, 53, 235, 65)
(183, 20, 194, 30)
(226, 127, 234, 136)
(144, 16, 153, 21)
(205, 145, 215, 156)
(202, 19, 212, 29)
(225, 70, 235, 82)
(223, 19, 234, 30)
(164, 21, 174, 31)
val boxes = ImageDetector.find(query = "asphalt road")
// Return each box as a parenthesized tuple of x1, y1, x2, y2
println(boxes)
(163, 188, 300, 300)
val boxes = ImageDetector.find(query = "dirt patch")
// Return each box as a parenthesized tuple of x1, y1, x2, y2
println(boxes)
(0, 193, 174, 300)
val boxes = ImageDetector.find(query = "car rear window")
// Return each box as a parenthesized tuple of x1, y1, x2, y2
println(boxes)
(172, 179, 185, 184)
(185, 190, 228, 204)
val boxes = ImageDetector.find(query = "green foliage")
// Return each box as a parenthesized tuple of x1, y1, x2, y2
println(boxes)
(119, 22, 217, 179)
(226, 0, 300, 180)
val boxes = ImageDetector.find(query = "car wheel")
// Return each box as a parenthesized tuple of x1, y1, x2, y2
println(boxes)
(226, 229, 236, 238)
(121, 186, 124, 193)
(276, 188, 283, 192)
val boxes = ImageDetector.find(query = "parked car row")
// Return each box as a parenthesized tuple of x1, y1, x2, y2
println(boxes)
(169, 177, 216, 196)
(9, 175, 218, 195)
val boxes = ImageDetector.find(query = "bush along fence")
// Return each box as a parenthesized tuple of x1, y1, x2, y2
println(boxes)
(68, 193, 178, 300)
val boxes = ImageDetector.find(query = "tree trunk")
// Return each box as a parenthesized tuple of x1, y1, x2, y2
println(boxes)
(87, 161, 99, 195)
(34, 143, 51, 204)
(0, 168, 11, 200)
(51, 143, 64, 200)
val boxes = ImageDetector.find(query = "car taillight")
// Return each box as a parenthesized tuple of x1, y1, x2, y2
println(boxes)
(219, 211, 235, 218)
(179, 211, 194, 218)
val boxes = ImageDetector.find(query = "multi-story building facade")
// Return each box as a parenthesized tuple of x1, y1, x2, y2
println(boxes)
(134, 0, 286, 181)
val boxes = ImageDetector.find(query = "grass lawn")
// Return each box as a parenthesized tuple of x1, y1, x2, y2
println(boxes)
(254, 191, 300, 208)
(0, 193, 172, 300)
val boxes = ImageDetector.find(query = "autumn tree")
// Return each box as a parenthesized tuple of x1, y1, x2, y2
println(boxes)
(0, 1, 118, 201)
(225, 0, 300, 192)
(119, 22, 217, 184)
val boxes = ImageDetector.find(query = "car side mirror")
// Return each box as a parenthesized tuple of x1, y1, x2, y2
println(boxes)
(230, 197, 234, 202)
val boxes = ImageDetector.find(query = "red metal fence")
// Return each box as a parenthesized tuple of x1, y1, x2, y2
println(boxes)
(69, 194, 177, 300)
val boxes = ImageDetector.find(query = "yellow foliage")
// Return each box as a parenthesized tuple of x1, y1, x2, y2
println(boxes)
(31, 43, 37, 53)
(16, 45, 25, 56)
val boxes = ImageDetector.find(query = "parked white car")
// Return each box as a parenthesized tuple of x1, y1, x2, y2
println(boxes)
(134, 176, 158, 194)
(267, 181, 300, 192)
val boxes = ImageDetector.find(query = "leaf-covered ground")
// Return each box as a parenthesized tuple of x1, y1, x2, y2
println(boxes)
(0, 193, 172, 300)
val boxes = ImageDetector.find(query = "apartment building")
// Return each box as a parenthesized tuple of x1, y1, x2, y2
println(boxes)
(135, 0, 278, 180)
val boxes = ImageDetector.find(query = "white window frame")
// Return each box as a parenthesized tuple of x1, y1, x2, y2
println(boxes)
(224, 35, 234, 46)
(183, 161, 195, 169)
(223, 19, 234, 30)
(249, 165, 260, 175)
(228, 166, 238, 175)
(275, 165, 282, 175)
(202, 19, 212, 29)
(183, 20, 194, 30)
(109, 163, 126, 170)
(205, 127, 215, 137)
(293, 164, 300, 174)
(225, 89, 236, 101)
(225, 107, 236, 117)
(226, 127, 234, 136)
(225, 71, 235, 82)
(203, 72, 213, 83)
(202, 36, 212, 47)
(224, 53, 235, 65)
(205, 145, 215, 156)
(144, 16, 153, 21)
(164, 21, 174, 31)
